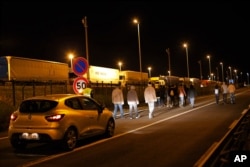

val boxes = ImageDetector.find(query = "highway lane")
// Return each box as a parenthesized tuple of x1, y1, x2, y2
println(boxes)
(0, 87, 250, 167)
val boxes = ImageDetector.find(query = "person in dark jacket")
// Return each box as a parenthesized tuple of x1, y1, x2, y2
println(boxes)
(187, 85, 197, 108)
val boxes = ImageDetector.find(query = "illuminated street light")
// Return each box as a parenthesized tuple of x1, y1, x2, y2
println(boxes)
(234, 69, 237, 84)
(133, 18, 142, 82)
(247, 73, 249, 86)
(118, 61, 122, 71)
(220, 62, 224, 82)
(228, 66, 232, 80)
(148, 67, 151, 78)
(183, 43, 189, 78)
(207, 55, 211, 80)
(166, 48, 171, 76)
(68, 53, 74, 71)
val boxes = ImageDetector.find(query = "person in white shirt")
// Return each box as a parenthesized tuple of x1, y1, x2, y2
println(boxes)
(144, 82, 157, 119)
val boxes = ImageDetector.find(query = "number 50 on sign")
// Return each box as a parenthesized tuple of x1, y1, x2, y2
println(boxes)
(73, 77, 89, 94)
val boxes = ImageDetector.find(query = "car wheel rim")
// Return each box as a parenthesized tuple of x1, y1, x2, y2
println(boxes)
(107, 120, 115, 136)
(66, 129, 77, 149)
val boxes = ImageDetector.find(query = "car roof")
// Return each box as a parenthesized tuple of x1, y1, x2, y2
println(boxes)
(23, 94, 84, 101)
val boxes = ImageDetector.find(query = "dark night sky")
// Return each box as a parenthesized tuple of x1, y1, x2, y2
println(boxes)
(1, 1, 249, 81)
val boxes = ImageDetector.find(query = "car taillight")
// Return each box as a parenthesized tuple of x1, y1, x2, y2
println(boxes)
(45, 114, 65, 122)
(10, 113, 18, 121)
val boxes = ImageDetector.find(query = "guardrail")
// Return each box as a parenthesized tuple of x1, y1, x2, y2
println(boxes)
(195, 105, 250, 167)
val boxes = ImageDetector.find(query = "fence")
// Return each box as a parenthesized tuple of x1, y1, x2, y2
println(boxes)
(0, 80, 214, 109)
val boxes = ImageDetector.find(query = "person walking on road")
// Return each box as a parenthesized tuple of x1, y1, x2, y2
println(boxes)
(187, 84, 197, 108)
(178, 84, 186, 107)
(214, 83, 220, 104)
(144, 82, 157, 119)
(127, 85, 140, 119)
(228, 81, 236, 104)
(221, 82, 228, 104)
(112, 83, 124, 119)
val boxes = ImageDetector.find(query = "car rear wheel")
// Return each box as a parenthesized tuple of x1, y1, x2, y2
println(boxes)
(62, 128, 77, 151)
(104, 119, 115, 137)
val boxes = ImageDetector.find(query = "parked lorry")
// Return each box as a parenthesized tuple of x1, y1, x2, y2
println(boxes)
(0, 56, 69, 81)
(119, 70, 148, 85)
(83, 65, 120, 84)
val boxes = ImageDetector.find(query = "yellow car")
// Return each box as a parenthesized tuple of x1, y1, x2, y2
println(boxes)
(8, 94, 115, 151)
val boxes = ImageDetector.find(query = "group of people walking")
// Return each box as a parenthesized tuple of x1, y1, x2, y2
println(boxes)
(111, 82, 199, 120)
(89, 80, 236, 120)
(215, 81, 236, 104)
(112, 82, 157, 119)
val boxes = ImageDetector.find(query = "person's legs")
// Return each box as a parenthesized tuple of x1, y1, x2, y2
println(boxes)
(190, 97, 194, 107)
(118, 104, 124, 118)
(129, 104, 133, 118)
(113, 104, 118, 118)
(148, 102, 154, 119)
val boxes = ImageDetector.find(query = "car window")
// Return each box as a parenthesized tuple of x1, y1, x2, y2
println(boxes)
(19, 100, 58, 113)
(65, 98, 82, 110)
(79, 97, 98, 110)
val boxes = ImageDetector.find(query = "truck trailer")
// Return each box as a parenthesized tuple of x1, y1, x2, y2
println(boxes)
(0, 56, 69, 81)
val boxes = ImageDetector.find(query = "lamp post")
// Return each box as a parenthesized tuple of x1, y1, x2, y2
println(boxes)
(118, 61, 122, 71)
(148, 67, 151, 78)
(247, 73, 249, 86)
(229, 66, 232, 80)
(166, 48, 171, 76)
(183, 43, 189, 78)
(220, 62, 224, 82)
(234, 69, 237, 84)
(216, 67, 219, 81)
(240, 72, 243, 83)
(198, 60, 203, 80)
(133, 19, 142, 82)
(207, 55, 211, 80)
(82, 16, 90, 81)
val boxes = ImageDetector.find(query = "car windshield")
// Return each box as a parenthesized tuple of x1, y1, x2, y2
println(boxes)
(19, 100, 58, 113)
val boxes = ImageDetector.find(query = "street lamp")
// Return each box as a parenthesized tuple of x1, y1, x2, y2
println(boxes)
(247, 73, 249, 86)
(207, 55, 211, 80)
(118, 61, 122, 71)
(148, 67, 151, 78)
(229, 66, 232, 80)
(82, 16, 90, 81)
(183, 43, 189, 78)
(220, 62, 224, 82)
(133, 18, 142, 81)
(216, 67, 219, 81)
(234, 69, 237, 84)
(68, 53, 74, 71)
(198, 60, 203, 80)
(166, 48, 171, 76)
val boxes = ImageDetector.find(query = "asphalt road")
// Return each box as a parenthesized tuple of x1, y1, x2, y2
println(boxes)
(0, 87, 250, 167)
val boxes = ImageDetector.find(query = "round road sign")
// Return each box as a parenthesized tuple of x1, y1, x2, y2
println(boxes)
(73, 77, 89, 94)
(72, 57, 89, 76)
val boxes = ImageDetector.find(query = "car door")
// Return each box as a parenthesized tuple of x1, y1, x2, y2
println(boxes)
(65, 98, 93, 137)
(78, 97, 106, 135)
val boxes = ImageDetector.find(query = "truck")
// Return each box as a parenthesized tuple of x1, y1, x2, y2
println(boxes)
(0, 56, 69, 81)
(119, 70, 149, 85)
(83, 65, 120, 84)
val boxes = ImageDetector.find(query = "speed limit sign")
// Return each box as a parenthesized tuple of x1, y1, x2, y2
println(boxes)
(73, 77, 89, 94)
